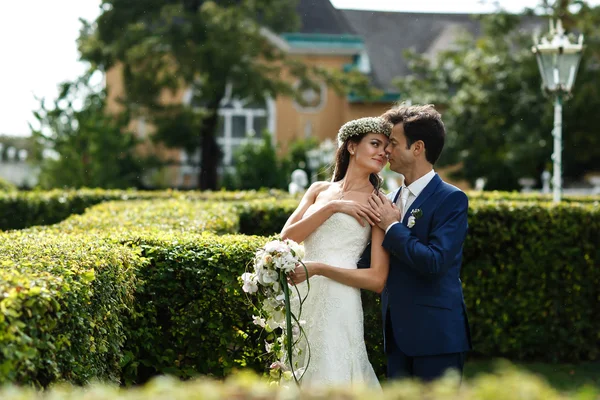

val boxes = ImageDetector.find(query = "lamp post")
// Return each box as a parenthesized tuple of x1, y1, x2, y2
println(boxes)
(532, 19, 584, 203)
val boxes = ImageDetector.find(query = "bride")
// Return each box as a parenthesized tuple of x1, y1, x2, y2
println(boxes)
(280, 117, 392, 388)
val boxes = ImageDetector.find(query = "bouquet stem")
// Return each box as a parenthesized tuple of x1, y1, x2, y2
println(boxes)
(280, 271, 300, 386)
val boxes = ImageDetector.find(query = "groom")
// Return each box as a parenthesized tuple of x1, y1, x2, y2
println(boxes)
(361, 104, 472, 382)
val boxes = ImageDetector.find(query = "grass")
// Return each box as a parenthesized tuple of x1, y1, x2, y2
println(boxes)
(464, 358, 600, 393)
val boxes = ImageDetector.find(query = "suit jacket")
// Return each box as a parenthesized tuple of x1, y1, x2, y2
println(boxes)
(359, 174, 472, 357)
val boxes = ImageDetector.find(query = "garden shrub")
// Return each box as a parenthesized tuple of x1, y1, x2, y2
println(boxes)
(0, 230, 143, 386)
(0, 193, 598, 386)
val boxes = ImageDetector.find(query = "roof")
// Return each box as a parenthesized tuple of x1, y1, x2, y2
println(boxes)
(341, 11, 481, 92)
(293, 2, 544, 93)
(296, 0, 356, 35)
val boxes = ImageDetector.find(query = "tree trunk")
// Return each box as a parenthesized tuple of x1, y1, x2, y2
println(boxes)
(198, 101, 222, 190)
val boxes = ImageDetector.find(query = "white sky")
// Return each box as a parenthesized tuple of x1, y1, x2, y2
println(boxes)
(0, 0, 595, 136)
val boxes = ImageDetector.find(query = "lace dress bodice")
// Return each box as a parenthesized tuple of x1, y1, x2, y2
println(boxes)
(302, 204, 371, 267)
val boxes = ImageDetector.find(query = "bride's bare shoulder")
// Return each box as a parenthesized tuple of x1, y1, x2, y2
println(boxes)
(306, 181, 334, 196)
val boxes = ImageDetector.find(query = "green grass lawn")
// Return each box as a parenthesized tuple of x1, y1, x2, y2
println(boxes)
(464, 358, 600, 393)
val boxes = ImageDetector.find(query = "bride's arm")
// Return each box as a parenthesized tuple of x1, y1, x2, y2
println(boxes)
(292, 227, 389, 294)
(281, 183, 380, 244)
(280, 182, 337, 243)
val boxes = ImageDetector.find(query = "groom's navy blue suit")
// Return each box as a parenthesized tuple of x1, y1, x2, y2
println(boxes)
(359, 173, 472, 381)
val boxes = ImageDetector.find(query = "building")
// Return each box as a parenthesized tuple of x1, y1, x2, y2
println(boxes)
(105, 0, 486, 189)
(0, 135, 38, 188)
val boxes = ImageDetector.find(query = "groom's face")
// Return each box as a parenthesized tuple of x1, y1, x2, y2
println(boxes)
(385, 123, 413, 173)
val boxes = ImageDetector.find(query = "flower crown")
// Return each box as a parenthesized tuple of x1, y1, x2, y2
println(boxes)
(337, 117, 393, 148)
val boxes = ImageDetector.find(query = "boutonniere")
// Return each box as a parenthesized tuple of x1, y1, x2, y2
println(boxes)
(407, 209, 423, 228)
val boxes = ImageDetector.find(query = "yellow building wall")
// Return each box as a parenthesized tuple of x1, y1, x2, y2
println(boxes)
(274, 54, 354, 153)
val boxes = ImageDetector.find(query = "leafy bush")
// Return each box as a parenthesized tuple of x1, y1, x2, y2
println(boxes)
(236, 199, 298, 235)
(466, 191, 600, 204)
(0, 365, 595, 399)
(461, 200, 600, 362)
(0, 177, 17, 192)
(225, 134, 291, 190)
(0, 193, 598, 387)
(0, 188, 295, 231)
(56, 199, 239, 235)
(0, 230, 142, 386)
(117, 232, 269, 384)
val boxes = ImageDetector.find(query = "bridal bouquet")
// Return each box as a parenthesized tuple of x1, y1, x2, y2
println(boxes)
(240, 238, 310, 385)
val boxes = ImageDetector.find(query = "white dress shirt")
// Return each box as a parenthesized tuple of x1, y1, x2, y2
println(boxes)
(386, 169, 436, 234)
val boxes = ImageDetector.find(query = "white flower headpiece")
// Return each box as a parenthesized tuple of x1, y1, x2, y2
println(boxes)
(337, 117, 393, 148)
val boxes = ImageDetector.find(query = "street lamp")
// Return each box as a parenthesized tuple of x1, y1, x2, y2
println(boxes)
(532, 19, 584, 202)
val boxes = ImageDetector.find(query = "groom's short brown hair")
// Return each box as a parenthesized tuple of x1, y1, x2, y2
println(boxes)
(380, 104, 446, 165)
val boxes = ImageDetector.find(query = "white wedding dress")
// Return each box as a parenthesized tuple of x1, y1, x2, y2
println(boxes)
(292, 204, 380, 388)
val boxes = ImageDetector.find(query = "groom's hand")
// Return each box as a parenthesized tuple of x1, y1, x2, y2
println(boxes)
(368, 191, 400, 231)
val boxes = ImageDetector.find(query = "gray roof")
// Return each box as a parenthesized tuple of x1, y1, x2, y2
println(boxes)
(297, 0, 356, 35)
(294, 2, 544, 93)
(341, 11, 481, 92)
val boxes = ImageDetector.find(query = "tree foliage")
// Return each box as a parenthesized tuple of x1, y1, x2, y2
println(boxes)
(31, 75, 146, 189)
(79, 0, 377, 189)
(394, 3, 600, 190)
(222, 133, 290, 190)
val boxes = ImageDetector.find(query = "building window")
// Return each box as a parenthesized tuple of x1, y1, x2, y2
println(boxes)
(293, 80, 327, 113)
(183, 84, 275, 166)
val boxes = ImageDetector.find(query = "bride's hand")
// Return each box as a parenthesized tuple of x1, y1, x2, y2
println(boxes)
(288, 262, 318, 285)
(331, 200, 381, 227)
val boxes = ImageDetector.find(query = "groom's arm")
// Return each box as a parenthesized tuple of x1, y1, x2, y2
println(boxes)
(382, 191, 468, 278)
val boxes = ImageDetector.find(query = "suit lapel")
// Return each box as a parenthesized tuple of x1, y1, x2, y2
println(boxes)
(402, 174, 442, 224)
(391, 187, 401, 204)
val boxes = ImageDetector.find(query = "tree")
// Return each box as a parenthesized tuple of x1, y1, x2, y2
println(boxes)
(223, 133, 290, 190)
(394, 4, 600, 190)
(78, 0, 377, 190)
(31, 75, 147, 189)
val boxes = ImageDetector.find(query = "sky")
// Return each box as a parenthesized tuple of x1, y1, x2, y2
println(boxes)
(0, 0, 594, 137)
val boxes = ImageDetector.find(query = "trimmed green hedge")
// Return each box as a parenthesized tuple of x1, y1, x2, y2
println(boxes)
(0, 230, 142, 387)
(236, 199, 299, 236)
(0, 177, 17, 192)
(0, 193, 598, 386)
(0, 366, 594, 399)
(0, 188, 295, 231)
(466, 190, 600, 204)
(57, 199, 239, 235)
(462, 200, 600, 362)
(117, 233, 269, 384)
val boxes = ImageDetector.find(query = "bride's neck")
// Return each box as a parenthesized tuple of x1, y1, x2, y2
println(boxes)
(339, 167, 372, 192)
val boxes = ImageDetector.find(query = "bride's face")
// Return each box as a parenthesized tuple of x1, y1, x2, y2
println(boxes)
(348, 133, 389, 173)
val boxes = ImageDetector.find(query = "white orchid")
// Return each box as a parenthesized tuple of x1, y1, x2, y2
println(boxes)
(264, 240, 290, 254)
(252, 315, 266, 328)
(241, 273, 258, 293)
(258, 269, 279, 285)
(286, 239, 305, 259)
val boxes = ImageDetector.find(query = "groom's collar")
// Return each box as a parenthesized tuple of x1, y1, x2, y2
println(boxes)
(404, 169, 436, 198)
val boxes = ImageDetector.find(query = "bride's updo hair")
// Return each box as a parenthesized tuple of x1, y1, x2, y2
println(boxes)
(332, 117, 393, 190)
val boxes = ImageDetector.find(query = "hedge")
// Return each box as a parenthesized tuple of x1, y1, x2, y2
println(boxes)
(232, 199, 600, 364)
(0, 230, 143, 387)
(56, 199, 240, 235)
(0, 177, 17, 192)
(0, 188, 295, 231)
(0, 194, 598, 386)
(116, 232, 269, 384)
(461, 200, 600, 362)
(1, 366, 595, 399)
(465, 190, 600, 204)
